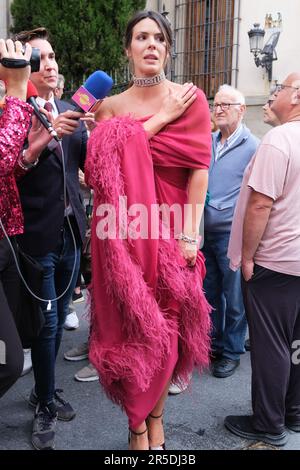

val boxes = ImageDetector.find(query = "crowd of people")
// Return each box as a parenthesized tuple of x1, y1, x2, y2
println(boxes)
(0, 9, 300, 451)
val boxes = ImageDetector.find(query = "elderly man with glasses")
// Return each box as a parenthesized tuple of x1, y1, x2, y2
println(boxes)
(203, 84, 259, 378)
(224, 73, 300, 446)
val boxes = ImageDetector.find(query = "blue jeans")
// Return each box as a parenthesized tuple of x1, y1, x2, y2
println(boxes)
(202, 231, 247, 360)
(31, 221, 80, 404)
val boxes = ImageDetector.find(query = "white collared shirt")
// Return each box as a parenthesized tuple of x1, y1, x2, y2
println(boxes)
(215, 123, 244, 161)
(36, 94, 59, 119)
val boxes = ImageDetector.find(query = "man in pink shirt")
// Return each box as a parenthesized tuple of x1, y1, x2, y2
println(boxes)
(225, 73, 300, 447)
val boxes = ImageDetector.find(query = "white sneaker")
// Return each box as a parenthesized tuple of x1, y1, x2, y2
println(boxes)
(168, 381, 189, 395)
(64, 311, 79, 330)
(21, 349, 32, 376)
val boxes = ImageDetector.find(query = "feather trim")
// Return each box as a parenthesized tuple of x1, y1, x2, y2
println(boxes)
(85, 115, 211, 406)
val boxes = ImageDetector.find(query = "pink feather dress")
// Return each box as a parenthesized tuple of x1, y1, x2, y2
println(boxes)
(85, 89, 212, 429)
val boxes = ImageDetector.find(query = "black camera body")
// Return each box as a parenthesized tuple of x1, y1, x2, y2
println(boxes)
(0, 45, 40, 72)
(22, 46, 41, 72)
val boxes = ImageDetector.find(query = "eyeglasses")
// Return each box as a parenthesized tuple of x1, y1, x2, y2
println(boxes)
(211, 102, 242, 111)
(265, 98, 275, 107)
(274, 84, 300, 93)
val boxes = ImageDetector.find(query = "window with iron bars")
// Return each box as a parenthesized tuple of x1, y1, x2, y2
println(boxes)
(174, 0, 239, 99)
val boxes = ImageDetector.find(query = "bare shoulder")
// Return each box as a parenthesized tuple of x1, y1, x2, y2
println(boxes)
(94, 95, 118, 121)
(168, 81, 184, 92)
(94, 89, 133, 121)
(168, 80, 205, 97)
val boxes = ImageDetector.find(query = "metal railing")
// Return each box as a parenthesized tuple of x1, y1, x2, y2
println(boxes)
(62, 64, 131, 101)
(109, 64, 131, 94)
(174, 0, 240, 99)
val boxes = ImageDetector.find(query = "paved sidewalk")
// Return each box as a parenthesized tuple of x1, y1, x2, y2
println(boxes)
(0, 297, 299, 451)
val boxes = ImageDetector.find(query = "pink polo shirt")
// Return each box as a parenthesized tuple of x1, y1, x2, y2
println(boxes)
(228, 121, 300, 276)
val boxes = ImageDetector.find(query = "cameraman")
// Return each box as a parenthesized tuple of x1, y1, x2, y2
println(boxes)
(0, 38, 33, 398)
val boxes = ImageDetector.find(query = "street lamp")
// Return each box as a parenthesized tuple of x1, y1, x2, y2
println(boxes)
(248, 23, 280, 81)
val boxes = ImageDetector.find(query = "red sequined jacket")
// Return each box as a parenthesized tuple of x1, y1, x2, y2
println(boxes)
(0, 96, 33, 239)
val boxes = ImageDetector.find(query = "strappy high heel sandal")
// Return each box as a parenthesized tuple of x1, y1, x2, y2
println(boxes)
(128, 427, 148, 450)
(147, 412, 166, 450)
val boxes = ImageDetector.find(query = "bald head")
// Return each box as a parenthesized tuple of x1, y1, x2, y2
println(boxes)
(271, 72, 300, 123)
(285, 72, 300, 86)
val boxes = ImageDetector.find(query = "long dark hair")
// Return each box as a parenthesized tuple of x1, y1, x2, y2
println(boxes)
(125, 10, 172, 56)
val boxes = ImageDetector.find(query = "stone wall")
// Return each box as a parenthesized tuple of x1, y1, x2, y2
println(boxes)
(244, 105, 270, 140)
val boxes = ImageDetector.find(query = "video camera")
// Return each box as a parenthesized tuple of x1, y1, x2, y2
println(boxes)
(0, 44, 40, 72)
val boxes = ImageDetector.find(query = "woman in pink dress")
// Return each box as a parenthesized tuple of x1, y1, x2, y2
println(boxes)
(85, 10, 212, 450)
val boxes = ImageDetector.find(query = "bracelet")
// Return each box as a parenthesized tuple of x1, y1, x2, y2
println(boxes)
(18, 150, 39, 170)
(178, 233, 199, 245)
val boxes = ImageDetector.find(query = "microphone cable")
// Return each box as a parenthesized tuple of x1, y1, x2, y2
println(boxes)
(0, 141, 79, 312)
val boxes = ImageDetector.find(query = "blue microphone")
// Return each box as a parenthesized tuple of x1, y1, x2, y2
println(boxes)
(71, 70, 114, 112)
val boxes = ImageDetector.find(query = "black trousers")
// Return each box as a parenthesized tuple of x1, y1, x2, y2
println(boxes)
(242, 264, 300, 434)
(0, 237, 23, 399)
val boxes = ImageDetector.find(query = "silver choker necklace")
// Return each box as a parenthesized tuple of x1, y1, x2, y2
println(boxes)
(133, 71, 166, 87)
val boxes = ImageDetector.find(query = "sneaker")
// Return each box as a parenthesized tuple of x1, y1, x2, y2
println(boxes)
(64, 342, 89, 361)
(285, 419, 300, 432)
(29, 388, 76, 421)
(74, 363, 99, 382)
(64, 311, 79, 330)
(31, 403, 57, 450)
(212, 358, 240, 378)
(72, 291, 84, 303)
(224, 415, 288, 447)
(209, 351, 223, 363)
(168, 381, 189, 395)
(21, 349, 32, 376)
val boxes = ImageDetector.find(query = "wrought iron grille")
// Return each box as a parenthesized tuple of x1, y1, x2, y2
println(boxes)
(174, 0, 240, 99)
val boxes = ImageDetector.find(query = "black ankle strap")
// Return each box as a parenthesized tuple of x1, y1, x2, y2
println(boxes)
(148, 412, 163, 419)
(129, 427, 147, 436)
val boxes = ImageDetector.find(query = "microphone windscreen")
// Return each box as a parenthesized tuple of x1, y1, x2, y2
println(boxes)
(83, 71, 113, 100)
(27, 80, 39, 100)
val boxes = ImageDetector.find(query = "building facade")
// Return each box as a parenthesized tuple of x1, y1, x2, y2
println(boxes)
(146, 0, 300, 137)
(0, 0, 12, 40)
(2, 0, 299, 137)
